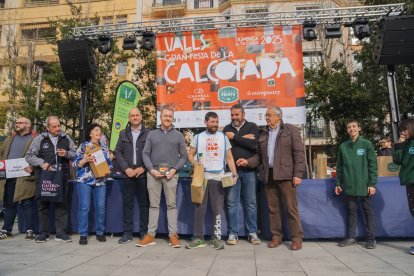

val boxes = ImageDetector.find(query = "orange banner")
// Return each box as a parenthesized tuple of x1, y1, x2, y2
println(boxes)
(156, 26, 305, 127)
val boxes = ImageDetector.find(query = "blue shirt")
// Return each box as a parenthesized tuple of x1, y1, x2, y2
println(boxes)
(267, 125, 280, 168)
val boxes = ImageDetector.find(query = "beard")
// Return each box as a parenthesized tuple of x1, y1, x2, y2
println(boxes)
(207, 126, 218, 133)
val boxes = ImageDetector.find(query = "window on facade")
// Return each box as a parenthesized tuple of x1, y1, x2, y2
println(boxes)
(0, 0, 5, 9)
(245, 8, 269, 26)
(303, 51, 323, 68)
(295, 5, 321, 11)
(20, 24, 56, 45)
(116, 15, 128, 30)
(24, 0, 59, 8)
(102, 16, 113, 25)
(194, 0, 213, 9)
(116, 62, 128, 77)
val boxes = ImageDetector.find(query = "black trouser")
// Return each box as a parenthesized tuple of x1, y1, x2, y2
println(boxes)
(122, 177, 149, 236)
(406, 185, 414, 217)
(193, 180, 224, 240)
(38, 182, 68, 234)
(2, 178, 34, 233)
(345, 195, 375, 240)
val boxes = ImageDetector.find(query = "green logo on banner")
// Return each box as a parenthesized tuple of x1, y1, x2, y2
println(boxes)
(109, 81, 141, 151)
(218, 86, 238, 103)
(119, 85, 137, 104)
(387, 162, 400, 172)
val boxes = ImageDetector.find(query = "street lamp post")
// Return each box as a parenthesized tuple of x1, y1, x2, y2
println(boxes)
(33, 60, 47, 131)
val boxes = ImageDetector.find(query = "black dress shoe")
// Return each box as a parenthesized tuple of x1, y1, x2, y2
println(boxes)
(96, 235, 106, 242)
(79, 236, 88, 245)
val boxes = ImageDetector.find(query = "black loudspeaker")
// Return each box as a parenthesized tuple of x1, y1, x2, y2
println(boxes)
(57, 39, 96, 80)
(373, 15, 414, 65)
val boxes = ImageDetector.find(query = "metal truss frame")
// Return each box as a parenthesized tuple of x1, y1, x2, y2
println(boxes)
(72, 3, 405, 39)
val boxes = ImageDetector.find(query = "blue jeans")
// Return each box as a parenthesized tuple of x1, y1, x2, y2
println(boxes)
(2, 178, 34, 233)
(77, 183, 106, 236)
(226, 170, 258, 235)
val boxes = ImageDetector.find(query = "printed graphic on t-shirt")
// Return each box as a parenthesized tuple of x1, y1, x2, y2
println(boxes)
(357, 149, 365, 156)
(205, 137, 220, 162)
(409, 147, 414, 155)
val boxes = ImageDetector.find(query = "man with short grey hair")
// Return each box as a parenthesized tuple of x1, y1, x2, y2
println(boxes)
(26, 116, 76, 243)
(258, 106, 305, 250)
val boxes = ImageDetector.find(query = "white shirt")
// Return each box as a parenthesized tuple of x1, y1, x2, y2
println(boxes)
(191, 131, 232, 181)
(131, 126, 141, 165)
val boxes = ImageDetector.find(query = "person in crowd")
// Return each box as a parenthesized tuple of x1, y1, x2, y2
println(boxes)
(73, 123, 112, 245)
(186, 112, 238, 250)
(392, 118, 414, 254)
(377, 136, 393, 156)
(115, 108, 150, 244)
(25, 116, 76, 243)
(223, 104, 260, 245)
(335, 119, 378, 249)
(258, 106, 305, 250)
(138, 106, 187, 248)
(0, 117, 36, 240)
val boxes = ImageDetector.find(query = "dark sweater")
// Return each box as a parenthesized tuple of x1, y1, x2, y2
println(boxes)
(223, 120, 259, 171)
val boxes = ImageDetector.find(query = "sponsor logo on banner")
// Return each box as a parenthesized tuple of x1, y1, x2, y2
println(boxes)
(218, 86, 238, 103)
(109, 81, 141, 151)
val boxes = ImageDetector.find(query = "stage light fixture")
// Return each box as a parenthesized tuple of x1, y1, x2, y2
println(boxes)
(325, 23, 342, 39)
(353, 17, 370, 40)
(303, 19, 317, 41)
(122, 36, 137, 50)
(98, 35, 112, 54)
(141, 31, 155, 51)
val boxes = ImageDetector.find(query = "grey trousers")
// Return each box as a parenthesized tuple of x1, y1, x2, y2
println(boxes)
(146, 172, 178, 235)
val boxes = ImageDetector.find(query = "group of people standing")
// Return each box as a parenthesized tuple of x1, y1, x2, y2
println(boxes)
(0, 107, 413, 254)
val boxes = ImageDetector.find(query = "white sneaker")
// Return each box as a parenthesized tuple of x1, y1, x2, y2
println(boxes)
(248, 233, 261, 245)
(226, 234, 238, 245)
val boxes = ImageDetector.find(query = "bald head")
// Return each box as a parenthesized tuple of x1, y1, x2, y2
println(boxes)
(129, 107, 142, 129)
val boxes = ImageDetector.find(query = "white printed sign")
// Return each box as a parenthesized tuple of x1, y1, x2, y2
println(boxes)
(91, 149, 106, 165)
(5, 158, 30, 178)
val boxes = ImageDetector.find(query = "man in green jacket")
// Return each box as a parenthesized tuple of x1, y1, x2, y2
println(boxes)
(0, 117, 36, 240)
(335, 119, 378, 249)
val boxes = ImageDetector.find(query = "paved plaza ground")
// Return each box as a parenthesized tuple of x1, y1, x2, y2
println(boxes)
(0, 228, 413, 276)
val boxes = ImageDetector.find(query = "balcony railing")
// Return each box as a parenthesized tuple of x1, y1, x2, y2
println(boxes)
(194, 0, 213, 9)
(152, 0, 186, 7)
(307, 121, 329, 138)
(24, 0, 59, 7)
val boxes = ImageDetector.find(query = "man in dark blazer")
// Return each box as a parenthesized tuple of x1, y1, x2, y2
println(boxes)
(115, 108, 150, 244)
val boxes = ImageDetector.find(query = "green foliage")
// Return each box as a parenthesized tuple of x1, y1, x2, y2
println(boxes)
(14, 3, 120, 141)
(133, 49, 157, 129)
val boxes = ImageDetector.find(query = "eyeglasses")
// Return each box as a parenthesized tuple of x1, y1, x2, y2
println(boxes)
(15, 122, 27, 124)
(265, 113, 281, 118)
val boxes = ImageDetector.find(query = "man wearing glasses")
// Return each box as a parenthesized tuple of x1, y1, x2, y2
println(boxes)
(258, 107, 305, 250)
(0, 118, 36, 240)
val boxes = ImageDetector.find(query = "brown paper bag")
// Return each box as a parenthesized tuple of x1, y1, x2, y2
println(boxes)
(86, 146, 110, 178)
(377, 156, 400, 177)
(191, 162, 206, 204)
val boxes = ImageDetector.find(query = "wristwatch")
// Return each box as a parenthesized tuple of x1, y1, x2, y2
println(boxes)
(232, 174, 238, 178)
